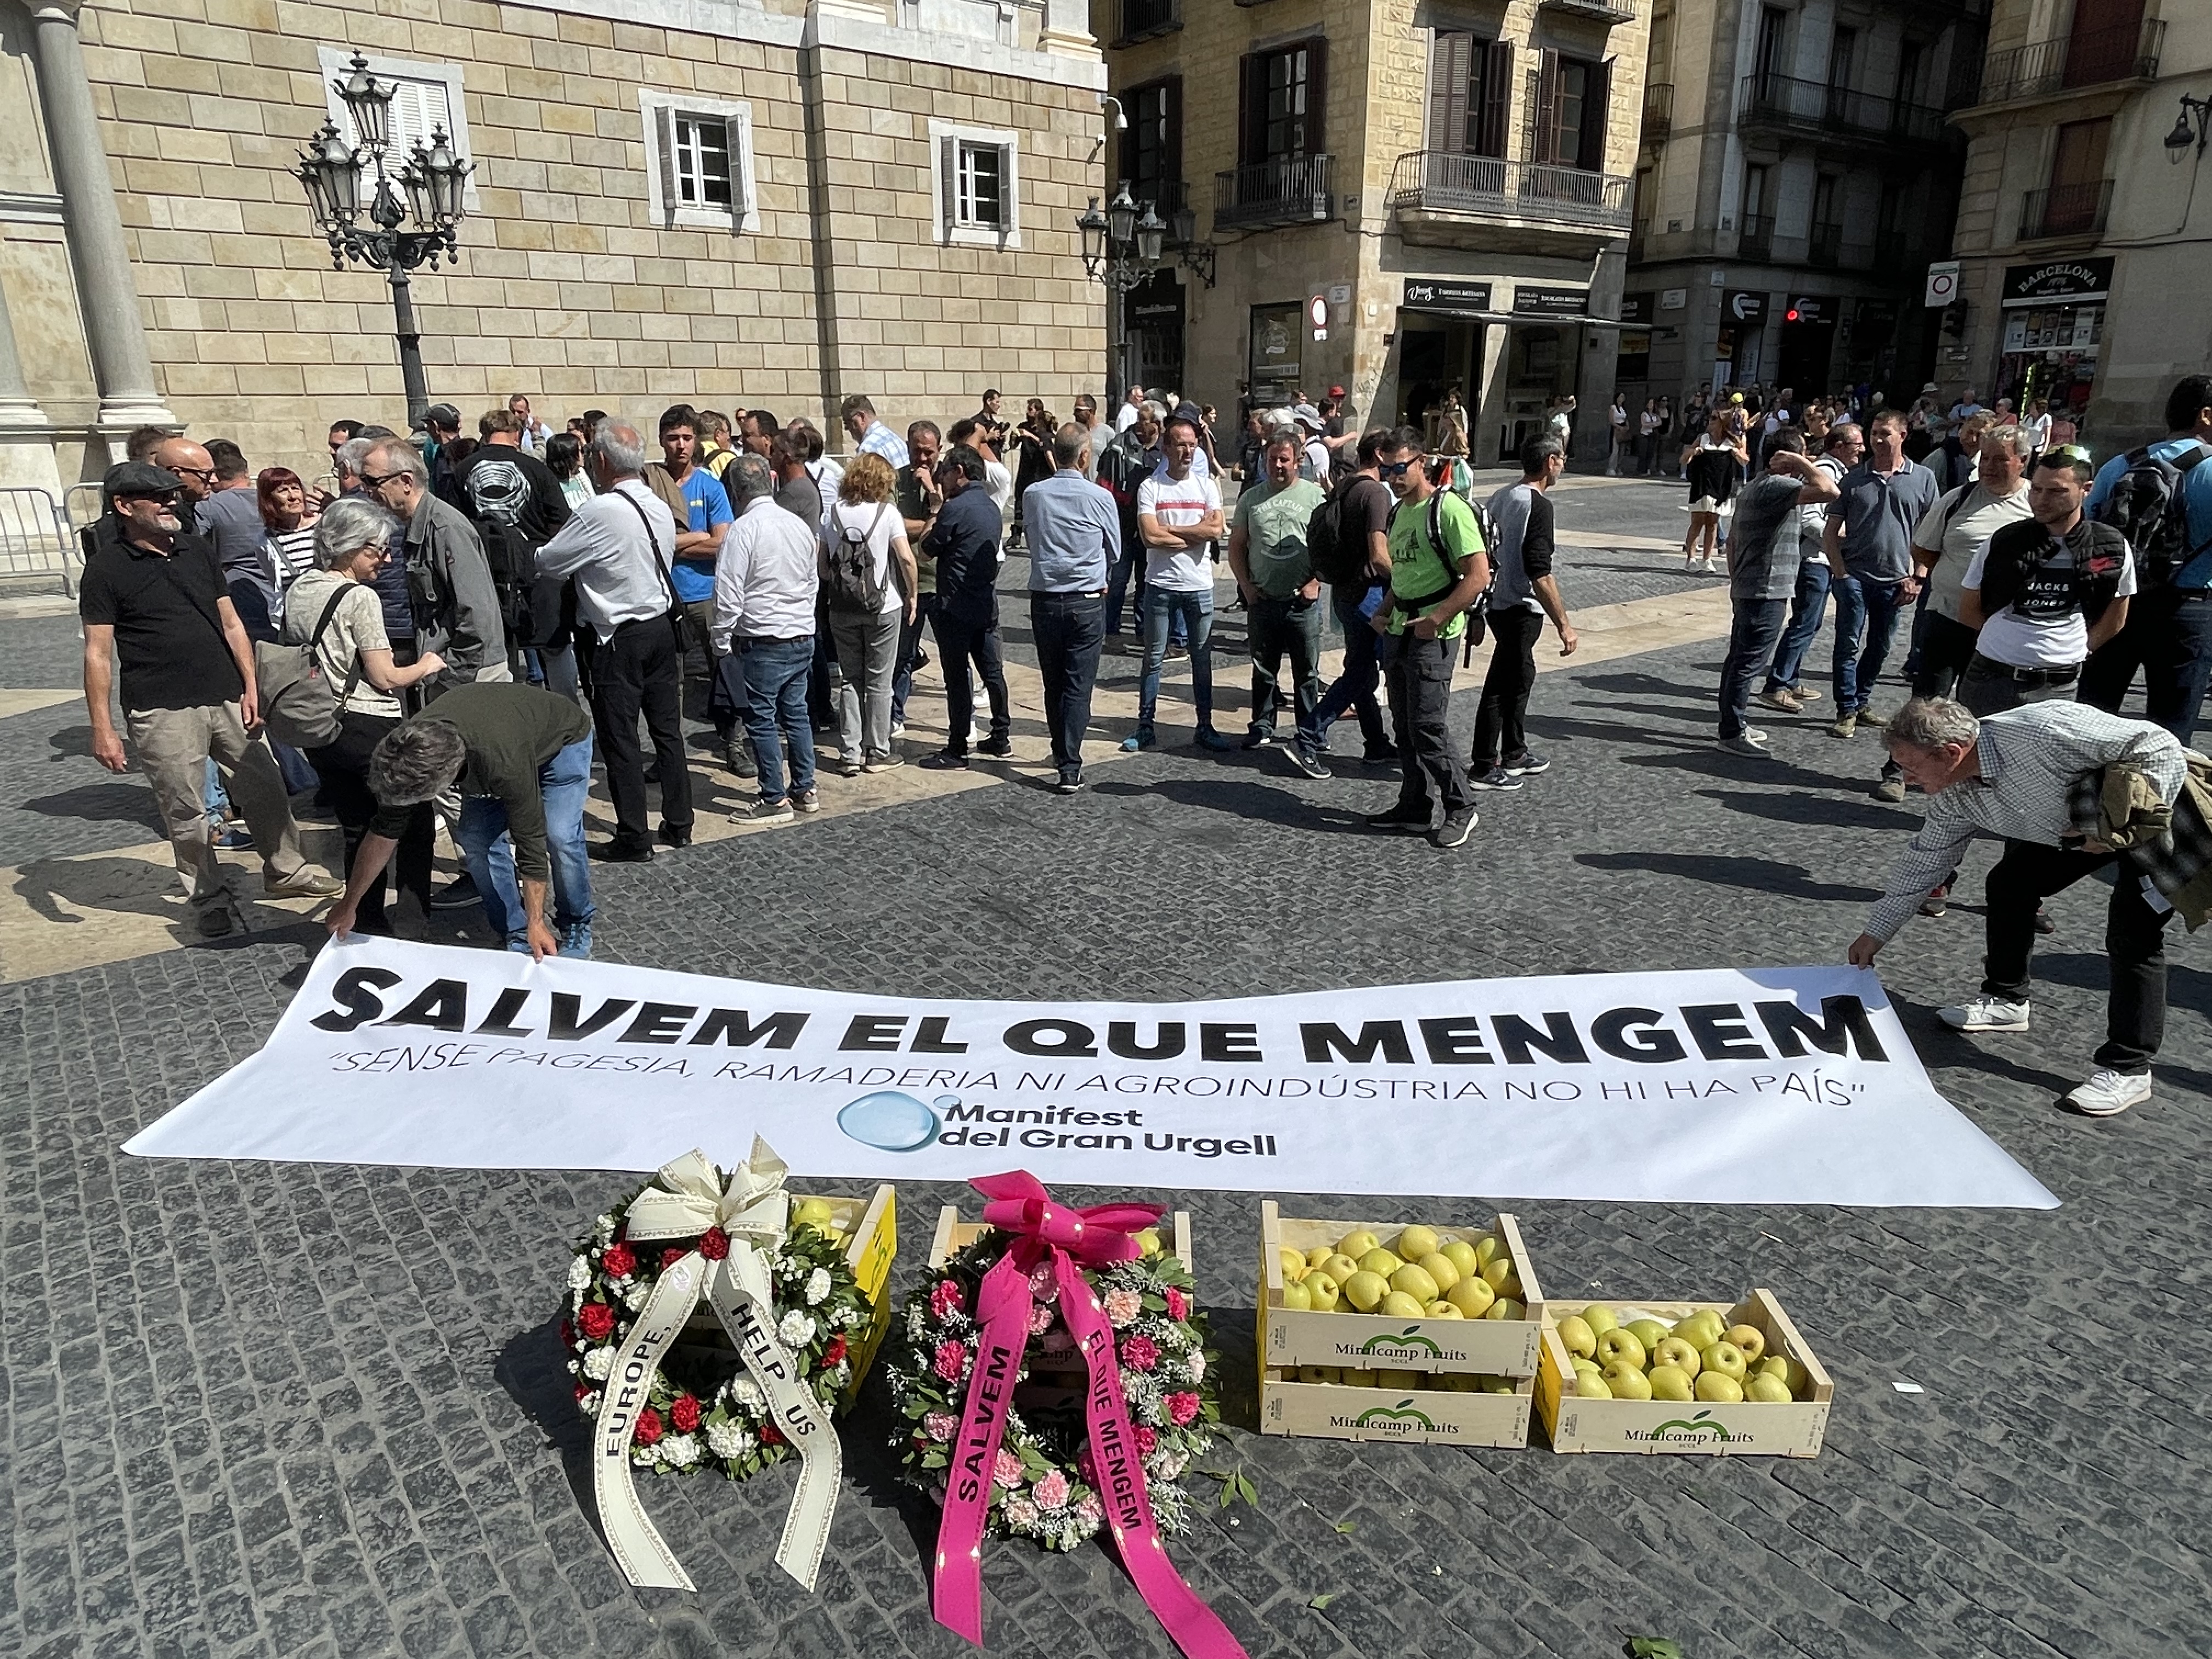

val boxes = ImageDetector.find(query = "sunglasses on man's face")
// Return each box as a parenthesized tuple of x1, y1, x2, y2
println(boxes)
(170, 466, 217, 484)
(119, 492, 180, 508)
(1379, 459, 1420, 478)
(359, 471, 408, 489)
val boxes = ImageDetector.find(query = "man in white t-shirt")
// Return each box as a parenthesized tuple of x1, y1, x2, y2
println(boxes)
(1114, 385, 1146, 432)
(1957, 447, 2134, 718)
(1123, 413, 1231, 752)
(948, 416, 1014, 556)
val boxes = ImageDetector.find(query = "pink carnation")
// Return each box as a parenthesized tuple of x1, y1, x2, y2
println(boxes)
(1076, 1494, 1104, 1526)
(933, 1339, 969, 1382)
(1119, 1334, 1160, 1373)
(1004, 1496, 1041, 1528)
(1033, 1471, 1071, 1511)
(1028, 1263, 1059, 1303)
(1028, 1302, 1055, 1336)
(1103, 1288, 1142, 1328)
(1164, 1287, 1190, 1322)
(1165, 1391, 1201, 1427)
(924, 1412, 958, 1443)
(994, 1449, 1025, 1489)
(929, 1279, 966, 1321)
(1134, 1425, 1158, 1456)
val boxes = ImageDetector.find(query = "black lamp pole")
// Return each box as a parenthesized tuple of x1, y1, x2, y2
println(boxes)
(293, 51, 472, 433)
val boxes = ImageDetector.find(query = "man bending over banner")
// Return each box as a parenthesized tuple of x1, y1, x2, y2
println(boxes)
(328, 680, 595, 960)
(1848, 695, 2203, 1118)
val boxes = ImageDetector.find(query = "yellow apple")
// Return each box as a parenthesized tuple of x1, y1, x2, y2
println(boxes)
(1647, 1364, 1695, 1402)
(1393, 1224, 1441, 1262)
(793, 1197, 837, 1228)
(1424, 1300, 1465, 1319)
(1700, 1341, 1748, 1382)
(1357, 1247, 1403, 1278)
(1440, 1240, 1480, 1278)
(1281, 1278, 1312, 1311)
(1305, 1273, 1341, 1312)
(1480, 1375, 1517, 1395)
(1277, 1248, 1309, 1284)
(1628, 1319, 1670, 1353)
(1758, 1355, 1810, 1393)
(1342, 1271, 1390, 1313)
(1602, 1361, 1652, 1400)
(1555, 1315, 1598, 1361)
(1651, 1337, 1702, 1378)
(1445, 1277, 1496, 1318)
(1484, 1297, 1525, 1321)
(1315, 1254, 1363, 1288)
(1695, 1372, 1745, 1404)
(1336, 1229, 1381, 1259)
(1594, 1328, 1647, 1370)
(1305, 1244, 1335, 1271)
(1380, 1290, 1428, 1318)
(1136, 1228, 1161, 1257)
(1471, 1234, 1503, 1266)
(1374, 1369, 1422, 1390)
(1579, 1304, 1619, 1338)
(1745, 1372, 1794, 1403)
(1724, 1324, 1767, 1363)
(1576, 1372, 1613, 1400)
(1389, 1263, 1441, 1305)
(1481, 1257, 1522, 1296)
(1417, 1251, 1461, 1294)
(1672, 1312, 1724, 1349)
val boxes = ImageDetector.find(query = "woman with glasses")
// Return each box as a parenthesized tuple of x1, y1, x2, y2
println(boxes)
(258, 467, 321, 593)
(281, 497, 446, 934)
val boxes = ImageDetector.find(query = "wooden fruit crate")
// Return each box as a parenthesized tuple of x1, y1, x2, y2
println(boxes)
(1259, 1367, 1534, 1447)
(1260, 1201, 1547, 1380)
(1533, 1290, 1834, 1458)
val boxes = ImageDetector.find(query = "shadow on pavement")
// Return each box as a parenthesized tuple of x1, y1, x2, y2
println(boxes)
(18, 779, 166, 832)
(1695, 787, 1909, 831)
(1575, 850, 1880, 905)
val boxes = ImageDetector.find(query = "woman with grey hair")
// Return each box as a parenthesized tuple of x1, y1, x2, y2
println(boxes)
(281, 496, 445, 933)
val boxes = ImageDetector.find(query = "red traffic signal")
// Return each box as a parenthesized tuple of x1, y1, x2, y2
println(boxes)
(1785, 306, 1802, 323)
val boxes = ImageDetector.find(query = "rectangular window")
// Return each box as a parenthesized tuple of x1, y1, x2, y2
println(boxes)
(1755, 5, 1787, 80)
(1265, 46, 1310, 159)
(929, 121, 1020, 246)
(1240, 40, 1326, 165)
(640, 92, 758, 231)
(1827, 26, 1856, 89)
(957, 141, 1003, 227)
(1528, 50, 1607, 171)
(1122, 78, 1183, 213)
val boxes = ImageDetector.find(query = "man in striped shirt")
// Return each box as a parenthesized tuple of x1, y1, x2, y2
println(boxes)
(1848, 696, 2187, 1118)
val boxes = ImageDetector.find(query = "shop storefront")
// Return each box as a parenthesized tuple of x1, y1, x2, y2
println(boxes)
(1128, 273, 1186, 404)
(1994, 258, 2110, 419)
(1393, 279, 1493, 444)
(1248, 302, 1304, 409)
(1715, 290, 1768, 388)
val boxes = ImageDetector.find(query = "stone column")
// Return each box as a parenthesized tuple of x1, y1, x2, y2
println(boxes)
(1037, 0, 1094, 57)
(23, 0, 173, 433)
(0, 278, 48, 430)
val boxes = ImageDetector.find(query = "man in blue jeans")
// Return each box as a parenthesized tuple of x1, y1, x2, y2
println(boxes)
(1023, 424, 1119, 792)
(1822, 409, 1939, 738)
(1313, 430, 1399, 765)
(1758, 421, 1861, 709)
(713, 452, 823, 820)
(1124, 414, 1231, 752)
(1716, 433, 1838, 757)
(327, 680, 595, 959)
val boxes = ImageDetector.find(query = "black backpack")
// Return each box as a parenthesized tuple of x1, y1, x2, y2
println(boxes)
(2094, 441, 2212, 588)
(823, 501, 894, 614)
(1305, 477, 1367, 587)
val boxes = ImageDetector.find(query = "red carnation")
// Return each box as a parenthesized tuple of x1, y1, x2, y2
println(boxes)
(661, 1246, 688, 1271)
(671, 1394, 702, 1434)
(1166, 1391, 1201, 1427)
(1134, 1425, 1158, 1456)
(823, 1335, 849, 1367)
(1119, 1334, 1160, 1374)
(633, 1406, 664, 1447)
(601, 1243, 637, 1279)
(574, 1383, 591, 1402)
(1164, 1288, 1190, 1322)
(698, 1226, 730, 1261)
(760, 1419, 783, 1446)
(577, 1302, 616, 1341)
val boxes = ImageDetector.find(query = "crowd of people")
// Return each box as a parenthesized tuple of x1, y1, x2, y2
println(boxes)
(74, 368, 2212, 1116)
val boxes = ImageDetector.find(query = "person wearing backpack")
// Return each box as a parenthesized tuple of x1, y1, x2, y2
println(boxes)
(1311, 430, 1400, 766)
(2080, 375, 2212, 742)
(78, 460, 343, 938)
(281, 497, 447, 935)
(821, 453, 918, 775)
(1365, 427, 1491, 849)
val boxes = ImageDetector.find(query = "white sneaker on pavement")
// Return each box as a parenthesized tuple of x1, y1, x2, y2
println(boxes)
(2061, 1069, 2152, 1117)
(1938, 995, 2030, 1032)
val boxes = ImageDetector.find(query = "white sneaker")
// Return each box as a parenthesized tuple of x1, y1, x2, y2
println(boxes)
(1742, 726, 1769, 744)
(2062, 1069, 2152, 1117)
(1938, 995, 2031, 1032)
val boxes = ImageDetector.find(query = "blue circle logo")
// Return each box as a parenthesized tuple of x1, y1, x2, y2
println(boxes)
(836, 1091, 947, 1152)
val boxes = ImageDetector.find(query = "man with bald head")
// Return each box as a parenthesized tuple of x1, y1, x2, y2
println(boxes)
(151, 436, 217, 534)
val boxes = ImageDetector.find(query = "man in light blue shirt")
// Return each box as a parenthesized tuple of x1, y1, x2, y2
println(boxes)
(1023, 424, 1121, 794)
(841, 393, 910, 469)
(2081, 375, 2212, 741)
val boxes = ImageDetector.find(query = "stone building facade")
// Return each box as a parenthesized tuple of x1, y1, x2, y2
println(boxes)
(1098, 0, 1646, 466)
(1948, 0, 2207, 451)
(0, 0, 1107, 493)
(1625, 0, 1983, 414)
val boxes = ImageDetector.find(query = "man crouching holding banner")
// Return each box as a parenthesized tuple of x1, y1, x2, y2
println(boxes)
(1849, 696, 2208, 1118)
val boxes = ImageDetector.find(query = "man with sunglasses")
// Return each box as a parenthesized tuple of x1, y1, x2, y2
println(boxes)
(150, 436, 218, 535)
(1367, 428, 1489, 848)
(78, 461, 341, 937)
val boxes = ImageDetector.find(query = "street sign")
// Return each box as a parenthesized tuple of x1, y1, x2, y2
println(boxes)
(1925, 260, 1960, 308)
(1325, 284, 1352, 306)
(1308, 292, 1329, 341)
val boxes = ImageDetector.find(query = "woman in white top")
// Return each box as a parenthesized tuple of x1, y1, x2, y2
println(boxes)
(546, 431, 593, 509)
(1606, 396, 1629, 475)
(2022, 398, 2052, 455)
(280, 496, 445, 934)
(1680, 411, 1750, 572)
(820, 453, 918, 774)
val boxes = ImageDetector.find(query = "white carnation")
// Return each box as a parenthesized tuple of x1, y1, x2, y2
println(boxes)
(706, 1420, 756, 1460)
(659, 1434, 702, 1469)
(622, 1281, 650, 1312)
(840, 1303, 868, 1329)
(578, 1390, 600, 1414)
(567, 1256, 592, 1292)
(631, 1445, 657, 1466)
(729, 1378, 767, 1414)
(779, 1310, 817, 1348)
(583, 1346, 614, 1381)
(830, 1361, 851, 1391)
(594, 1214, 616, 1243)
(804, 1267, 832, 1306)
(1185, 1350, 1205, 1382)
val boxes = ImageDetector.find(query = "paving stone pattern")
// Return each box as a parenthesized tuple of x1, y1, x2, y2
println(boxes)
(5, 482, 2208, 1658)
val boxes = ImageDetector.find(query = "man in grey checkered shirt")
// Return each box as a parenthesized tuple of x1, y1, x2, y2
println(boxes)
(1848, 695, 2188, 1118)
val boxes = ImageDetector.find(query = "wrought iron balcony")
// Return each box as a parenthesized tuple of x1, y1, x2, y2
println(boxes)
(1807, 220, 1843, 268)
(1538, 0, 1636, 22)
(1977, 19, 2163, 107)
(1739, 71, 1945, 146)
(2019, 179, 2112, 242)
(1386, 151, 1633, 233)
(1112, 0, 1180, 47)
(1642, 81, 1673, 144)
(1215, 154, 1333, 228)
(1737, 212, 1774, 262)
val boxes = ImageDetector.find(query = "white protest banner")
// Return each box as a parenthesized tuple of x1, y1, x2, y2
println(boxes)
(126, 936, 2058, 1209)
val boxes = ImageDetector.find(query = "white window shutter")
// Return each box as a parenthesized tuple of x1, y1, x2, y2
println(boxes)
(652, 103, 676, 216)
(940, 133, 960, 232)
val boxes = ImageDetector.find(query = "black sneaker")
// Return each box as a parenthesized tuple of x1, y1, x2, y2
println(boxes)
(1362, 744, 1402, 768)
(977, 734, 1014, 757)
(1503, 752, 1551, 777)
(657, 823, 692, 849)
(723, 741, 758, 780)
(1241, 728, 1273, 750)
(1286, 747, 1330, 780)
(919, 751, 969, 770)
(428, 873, 481, 911)
(1056, 774, 1084, 795)
(589, 839, 654, 864)
(1469, 766, 1523, 792)
(1365, 804, 1432, 834)
(1431, 806, 1479, 849)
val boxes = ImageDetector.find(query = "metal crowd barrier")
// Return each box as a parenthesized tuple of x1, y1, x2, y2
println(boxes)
(0, 485, 82, 595)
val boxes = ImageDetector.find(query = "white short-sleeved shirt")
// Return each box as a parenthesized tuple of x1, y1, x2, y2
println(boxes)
(1912, 482, 2035, 624)
(1963, 526, 2137, 668)
(1137, 469, 1221, 594)
(283, 568, 400, 718)
(824, 498, 905, 617)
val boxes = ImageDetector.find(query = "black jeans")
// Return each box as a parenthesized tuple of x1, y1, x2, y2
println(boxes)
(1984, 839, 2171, 1073)
(1030, 591, 1105, 781)
(309, 709, 429, 933)
(1718, 597, 1789, 740)
(1957, 653, 2079, 718)
(1472, 605, 1543, 766)
(590, 618, 692, 846)
(2079, 585, 2212, 744)
(1246, 592, 1325, 752)
(1382, 631, 1469, 816)
(1316, 583, 1391, 751)
(930, 602, 1011, 757)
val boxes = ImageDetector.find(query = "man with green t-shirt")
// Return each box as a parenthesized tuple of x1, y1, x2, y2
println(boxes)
(1228, 430, 1330, 778)
(1366, 426, 1491, 848)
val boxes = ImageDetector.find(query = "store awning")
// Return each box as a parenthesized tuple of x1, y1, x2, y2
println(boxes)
(1397, 306, 1626, 329)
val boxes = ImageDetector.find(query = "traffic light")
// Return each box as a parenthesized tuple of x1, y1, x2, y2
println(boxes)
(1785, 305, 1802, 323)
(1942, 299, 1968, 342)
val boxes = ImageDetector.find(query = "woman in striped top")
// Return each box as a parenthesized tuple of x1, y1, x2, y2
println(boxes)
(258, 467, 320, 591)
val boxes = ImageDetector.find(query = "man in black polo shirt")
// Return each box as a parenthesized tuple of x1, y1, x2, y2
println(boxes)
(78, 460, 340, 937)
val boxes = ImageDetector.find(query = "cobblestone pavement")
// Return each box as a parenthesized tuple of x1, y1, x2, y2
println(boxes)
(5, 477, 2208, 1658)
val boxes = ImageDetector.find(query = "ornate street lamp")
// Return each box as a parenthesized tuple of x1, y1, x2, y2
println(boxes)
(1076, 183, 1163, 405)
(2166, 93, 2211, 165)
(1167, 204, 1217, 290)
(292, 49, 472, 432)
